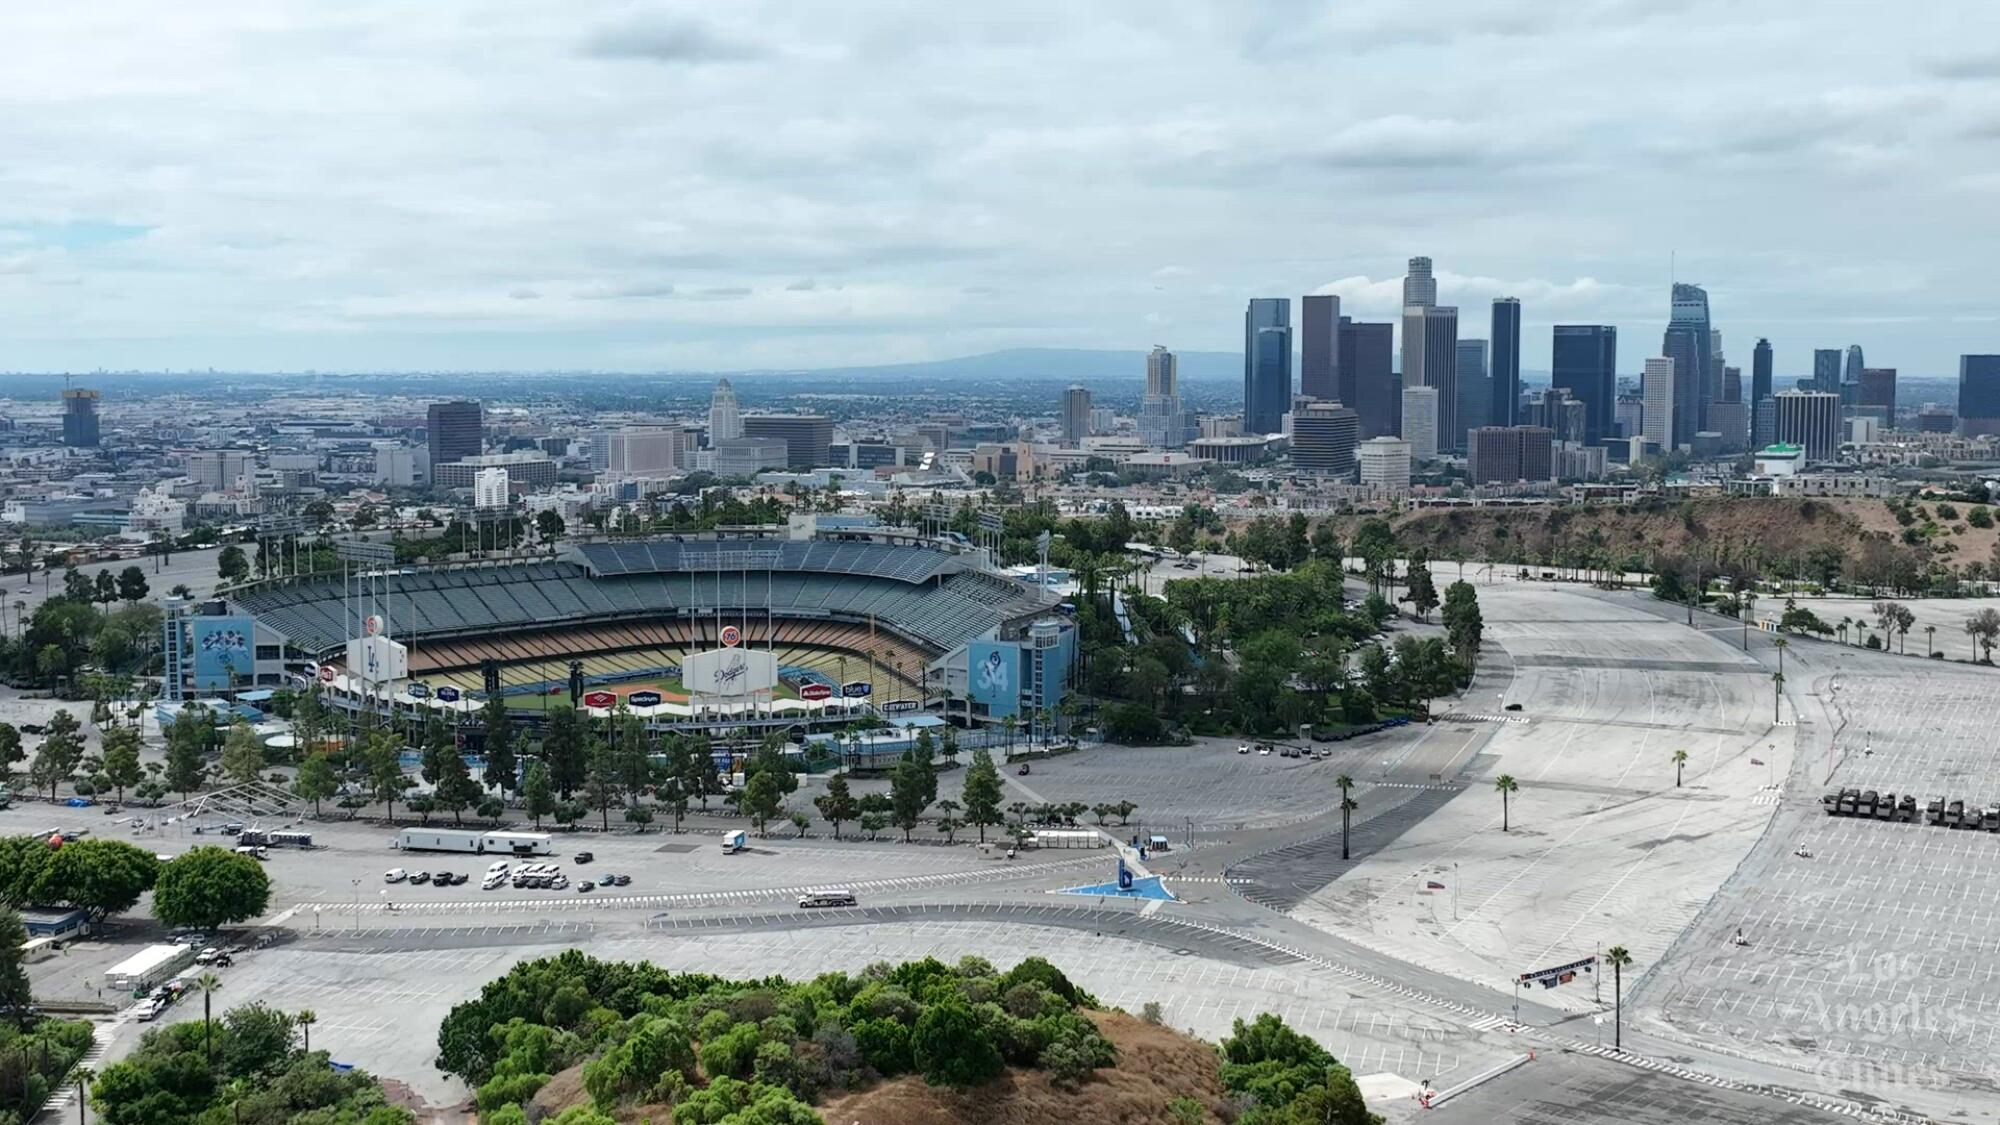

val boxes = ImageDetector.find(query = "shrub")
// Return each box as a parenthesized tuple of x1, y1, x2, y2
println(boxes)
(1142, 1001, 1164, 1025)
(913, 998, 1004, 1089)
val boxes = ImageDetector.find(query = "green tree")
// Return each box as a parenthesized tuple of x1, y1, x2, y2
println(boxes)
(912, 997, 1003, 1089)
(293, 752, 337, 816)
(612, 711, 652, 803)
(541, 706, 586, 799)
(0, 723, 21, 788)
(35, 838, 158, 922)
(217, 544, 250, 584)
(1672, 748, 1689, 788)
(0, 908, 30, 1024)
(433, 738, 480, 826)
(365, 731, 411, 821)
(164, 707, 211, 801)
(153, 846, 272, 929)
(522, 760, 555, 829)
(1605, 945, 1634, 1051)
(115, 566, 149, 603)
(481, 694, 517, 793)
(534, 509, 565, 542)
(961, 747, 1003, 842)
(1404, 552, 1439, 621)
(813, 772, 858, 839)
(1495, 774, 1519, 832)
(100, 724, 144, 805)
(583, 731, 620, 832)
(219, 720, 266, 785)
(29, 709, 86, 801)
(888, 749, 931, 842)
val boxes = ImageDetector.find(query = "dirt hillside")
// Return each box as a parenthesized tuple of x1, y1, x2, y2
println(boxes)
(816, 1011, 1226, 1125)
(1317, 496, 1994, 580)
(522, 1010, 1228, 1125)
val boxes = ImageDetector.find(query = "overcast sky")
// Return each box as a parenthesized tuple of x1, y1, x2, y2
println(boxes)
(4, 1, 1999, 377)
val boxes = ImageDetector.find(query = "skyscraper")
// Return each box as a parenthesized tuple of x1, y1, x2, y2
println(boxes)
(1490, 298, 1521, 427)
(1773, 391, 1841, 461)
(1551, 325, 1617, 444)
(1642, 357, 1677, 453)
(1958, 355, 2000, 437)
(1139, 345, 1193, 448)
(1358, 437, 1412, 492)
(1290, 402, 1360, 475)
(1243, 298, 1292, 435)
(1338, 319, 1397, 439)
(1403, 257, 1437, 308)
(1844, 345, 1866, 385)
(61, 389, 100, 448)
(1722, 366, 1741, 403)
(1456, 339, 1490, 438)
(708, 378, 743, 443)
(1812, 349, 1843, 393)
(1662, 284, 1710, 449)
(1061, 385, 1091, 445)
(1402, 305, 1459, 450)
(1146, 344, 1177, 399)
(1401, 386, 1439, 461)
(1752, 338, 1773, 406)
(741, 414, 834, 470)
(1858, 368, 1897, 421)
(1300, 294, 1340, 401)
(426, 400, 483, 468)
(1468, 426, 1555, 485)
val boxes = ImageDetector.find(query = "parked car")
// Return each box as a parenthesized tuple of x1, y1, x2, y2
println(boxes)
(383, 868, 407, 884)
(573, 852, 594, 864)
(409, 871, 432, 885)
(611, 874, 631, 887)
(578, 881, 595, 893)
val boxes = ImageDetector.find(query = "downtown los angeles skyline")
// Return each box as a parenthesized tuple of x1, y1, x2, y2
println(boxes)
(5, 2, 2000, 375)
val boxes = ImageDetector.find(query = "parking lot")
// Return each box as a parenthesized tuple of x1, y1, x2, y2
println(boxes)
(1426, 1050, 1863, 1125)
(197, 917, 1523, 1108)
(1287, 585, 1790, 1012)
(1645, 660, 2000, 1098)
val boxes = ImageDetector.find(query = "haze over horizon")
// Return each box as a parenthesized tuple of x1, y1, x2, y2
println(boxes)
(6, 2, 2000, 375)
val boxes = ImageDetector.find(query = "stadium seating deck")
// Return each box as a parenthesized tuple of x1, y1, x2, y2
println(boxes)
(233, 544, 1050, 658)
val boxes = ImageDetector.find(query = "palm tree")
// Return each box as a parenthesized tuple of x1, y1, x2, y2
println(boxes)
(1926, 624, 1937, 658)
(1494, 775, 1518, 832)
(1773, 637, 1788, 677)
(1739, 592, 1756, 650)
(196, 971, 223, 1065)
(1604, 945, 1633, 1050)
(1671, 749, 1688, 788)
(1771, 670, 1785, 723)
(297, 1008, 317, 1054)
(1336, 775, 1357, 861)
(1001, 714, 1019, 759)
(74, 1065, 95, 1125)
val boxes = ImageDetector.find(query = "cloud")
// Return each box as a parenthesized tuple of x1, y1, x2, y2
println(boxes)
(576, 281, 677, 301)
(1927, 53, 2000, 80)
(0, 1, 1993, 372)
(581, 16, 766, 65)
